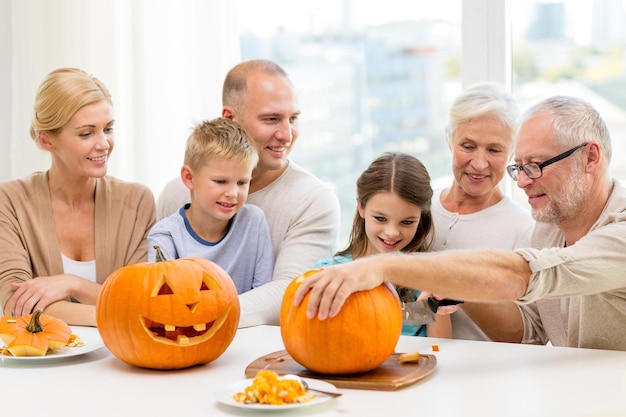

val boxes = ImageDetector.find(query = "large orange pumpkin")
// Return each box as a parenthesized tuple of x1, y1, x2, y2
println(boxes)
(96, 247, 240, 369)
(280, 269, 402, 375)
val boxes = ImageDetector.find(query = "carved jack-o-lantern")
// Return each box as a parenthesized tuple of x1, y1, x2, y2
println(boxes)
(96, 247, 240, 369)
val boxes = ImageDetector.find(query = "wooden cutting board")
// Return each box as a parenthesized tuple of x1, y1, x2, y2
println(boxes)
(244, 350, 437, 391)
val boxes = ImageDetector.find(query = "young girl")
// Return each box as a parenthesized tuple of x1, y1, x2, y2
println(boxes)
(313, 152, 451, 338)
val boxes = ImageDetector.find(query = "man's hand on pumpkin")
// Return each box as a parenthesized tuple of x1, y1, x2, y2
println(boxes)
(293, 257, 385, 320)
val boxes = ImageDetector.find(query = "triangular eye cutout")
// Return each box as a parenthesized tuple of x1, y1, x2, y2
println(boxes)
(158, 282, 174, 295)
(151, 274, 175, 297)
(202, 272, 223, 291)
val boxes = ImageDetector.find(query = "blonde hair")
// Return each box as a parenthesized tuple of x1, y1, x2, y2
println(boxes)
(30, 68, 112, 142)
(184, 118, 258, 171)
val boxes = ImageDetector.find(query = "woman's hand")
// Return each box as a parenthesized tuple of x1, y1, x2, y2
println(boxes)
(8, 274, 78, 316)
(293, 256, 386, 320)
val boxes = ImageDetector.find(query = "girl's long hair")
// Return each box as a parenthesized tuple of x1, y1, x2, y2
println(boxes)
(337, 152, 434, 259)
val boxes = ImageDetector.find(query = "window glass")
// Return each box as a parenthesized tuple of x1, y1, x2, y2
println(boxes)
(511, 0, 626, 182)
(235, 0, 462, 246)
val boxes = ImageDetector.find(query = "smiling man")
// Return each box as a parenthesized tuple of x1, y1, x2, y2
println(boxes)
(157, 60, 340, 328)
(294, 95, 626, 351)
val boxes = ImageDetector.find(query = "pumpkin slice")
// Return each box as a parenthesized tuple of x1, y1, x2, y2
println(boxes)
(0, 317, 18, 343)
(0, 310, 72, 356)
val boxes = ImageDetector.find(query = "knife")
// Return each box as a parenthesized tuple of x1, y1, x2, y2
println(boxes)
(401, 297, 464, 325)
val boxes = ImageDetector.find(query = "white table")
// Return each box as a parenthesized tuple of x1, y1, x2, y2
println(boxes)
(2, 325, 626, 417)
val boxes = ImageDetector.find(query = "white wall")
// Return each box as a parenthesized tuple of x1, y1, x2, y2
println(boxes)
(1, 0, 241, 196)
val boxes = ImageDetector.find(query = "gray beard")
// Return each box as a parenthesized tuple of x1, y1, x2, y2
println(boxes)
(532, 164, 586, 224)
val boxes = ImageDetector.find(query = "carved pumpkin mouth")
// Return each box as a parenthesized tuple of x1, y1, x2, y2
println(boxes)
(139, 304, 232, 347)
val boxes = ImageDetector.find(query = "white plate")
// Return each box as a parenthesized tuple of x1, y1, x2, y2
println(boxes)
(1, 325, 105, 362)
(216, 377, 339, 410)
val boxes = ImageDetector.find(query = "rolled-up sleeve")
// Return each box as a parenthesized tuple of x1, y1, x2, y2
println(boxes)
(514, 215, 626, 305)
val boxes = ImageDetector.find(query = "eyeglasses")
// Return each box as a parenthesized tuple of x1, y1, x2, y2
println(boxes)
(506, 143, 588, 181)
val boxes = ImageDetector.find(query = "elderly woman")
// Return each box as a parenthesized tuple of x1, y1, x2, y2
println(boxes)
(0, 68, 155, 326)
(432, 82, 535, 341)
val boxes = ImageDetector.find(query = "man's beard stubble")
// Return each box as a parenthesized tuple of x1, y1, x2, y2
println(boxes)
(532, 161, 586, 224)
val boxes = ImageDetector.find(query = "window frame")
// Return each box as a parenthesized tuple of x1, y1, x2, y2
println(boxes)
(462, 0, 511, 87)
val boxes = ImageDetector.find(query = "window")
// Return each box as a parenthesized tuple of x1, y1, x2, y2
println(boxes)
(236, 0, 626, 248)
(235, 0, 462, 245)
(511, 0, 626, 183)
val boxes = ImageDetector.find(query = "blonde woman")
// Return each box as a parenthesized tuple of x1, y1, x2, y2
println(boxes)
(0, 68, 155, 326)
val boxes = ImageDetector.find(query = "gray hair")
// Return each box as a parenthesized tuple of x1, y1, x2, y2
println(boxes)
(521, 96, 612, 164)
(445, 82, 520, 147)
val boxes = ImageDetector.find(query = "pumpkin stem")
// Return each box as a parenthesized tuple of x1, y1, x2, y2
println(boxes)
(25, 309, 44, 333)
(154, 245, 167, 262)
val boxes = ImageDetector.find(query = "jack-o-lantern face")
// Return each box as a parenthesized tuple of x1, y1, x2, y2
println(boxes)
(140, 266, 233, 347)
(96, 249, 240, 370)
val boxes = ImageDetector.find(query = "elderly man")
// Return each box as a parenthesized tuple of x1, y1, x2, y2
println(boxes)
(158, 60, 340, 327)
(295, 95, 626, 351)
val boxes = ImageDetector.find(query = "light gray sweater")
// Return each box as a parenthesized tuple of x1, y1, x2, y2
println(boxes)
(148, 204, 274, 295)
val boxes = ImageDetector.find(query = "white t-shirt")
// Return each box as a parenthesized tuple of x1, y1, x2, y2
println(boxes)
(61, 254, 96, 282)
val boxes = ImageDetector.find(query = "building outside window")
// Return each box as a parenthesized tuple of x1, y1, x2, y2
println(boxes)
(236, 0, 626, 247)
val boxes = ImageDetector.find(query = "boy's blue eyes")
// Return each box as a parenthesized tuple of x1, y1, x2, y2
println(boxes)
(213, 180, 249, 185)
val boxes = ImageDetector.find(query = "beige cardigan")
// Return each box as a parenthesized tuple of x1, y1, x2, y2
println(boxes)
(0, 172, 156, 312)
